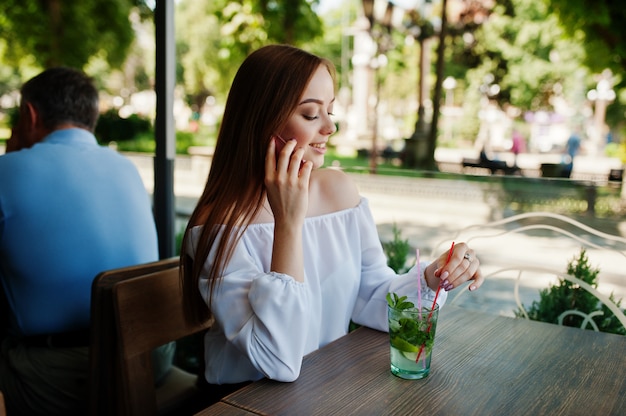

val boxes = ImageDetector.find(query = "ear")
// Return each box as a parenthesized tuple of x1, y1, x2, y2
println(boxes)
(24, 102, 39, 128)
(12, 101, 47, 150)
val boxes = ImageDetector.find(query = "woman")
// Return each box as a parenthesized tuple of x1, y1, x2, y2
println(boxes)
(181, 44, 483, 389)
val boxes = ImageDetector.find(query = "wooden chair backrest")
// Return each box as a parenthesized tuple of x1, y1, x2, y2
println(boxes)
(0, 390, 5, 416)
(89, 257, 179, 416)
(112, 264, 212, 415)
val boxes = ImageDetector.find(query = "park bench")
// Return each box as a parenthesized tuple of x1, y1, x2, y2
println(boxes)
(462, 150, 521, 175)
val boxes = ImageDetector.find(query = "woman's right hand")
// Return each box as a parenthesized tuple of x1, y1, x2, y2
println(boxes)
(265, 137, 312, 282)
(265, 136, 312, 228)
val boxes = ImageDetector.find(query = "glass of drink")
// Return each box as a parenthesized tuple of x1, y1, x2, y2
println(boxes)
(387, 297, 439, 380)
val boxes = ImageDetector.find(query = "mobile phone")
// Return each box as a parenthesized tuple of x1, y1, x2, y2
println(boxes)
(275, 135, 288, 160)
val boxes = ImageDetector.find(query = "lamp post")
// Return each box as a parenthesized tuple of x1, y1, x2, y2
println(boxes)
(586, 69, 615, 156)
(443, 76, 456, 107)
(442, 76, 456, 141)
(476, 73, 500, 151)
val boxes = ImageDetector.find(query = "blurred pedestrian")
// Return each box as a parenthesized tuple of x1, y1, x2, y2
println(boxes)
(511, 129, 525, 166)
(563, 128, 582, 178)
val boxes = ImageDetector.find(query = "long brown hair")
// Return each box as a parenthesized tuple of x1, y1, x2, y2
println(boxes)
(180, 45, 336, 324)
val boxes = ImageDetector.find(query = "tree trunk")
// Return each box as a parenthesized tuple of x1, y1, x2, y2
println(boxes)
(426, 0, 449, 171)
(46, 0, 62, 67)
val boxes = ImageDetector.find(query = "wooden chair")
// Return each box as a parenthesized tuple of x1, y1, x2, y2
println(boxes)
(89, 258, 212, 416)
(89, 257, 178, 415)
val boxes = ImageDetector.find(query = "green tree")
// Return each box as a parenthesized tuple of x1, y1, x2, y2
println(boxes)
(175, 0, 323, 106)
(0, 0, 138, 70)
(545, 0, 626, 132)
(466, 0, 586, 113)
(403, 0, 496, 168)
(545, 0, 626, 77)
(302, 0, 349, 79)
(258, 0, 323, 45)
(433, 0, 588, 151)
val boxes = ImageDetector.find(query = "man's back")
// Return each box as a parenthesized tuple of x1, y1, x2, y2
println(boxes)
(0, 67, 166, 416)
(0, 128, 158, 336)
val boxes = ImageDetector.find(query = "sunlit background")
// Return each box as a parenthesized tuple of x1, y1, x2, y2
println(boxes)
(1, 0, 625, 169)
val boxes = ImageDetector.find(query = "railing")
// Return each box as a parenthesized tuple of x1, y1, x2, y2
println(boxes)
(346, 168, 624, 217)
(124, 152, 625, 218)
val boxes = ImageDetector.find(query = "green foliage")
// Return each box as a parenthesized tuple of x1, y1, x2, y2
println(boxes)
(256, 0, 323, 46)
(386, 293, 415, 311)
(545, 0, 626, 76)
(111, 130, 201, 155)
(175, 0, 323, 102)
(605, 142, 626, 164)
(94, 110, 207, 154)
(0, 54, 24, 98)
(382, 223, 411, 273)
(390, 319, 434, 353)
(112, 132, 156, 153)
(175, 225, 186, 256)
(0, 0, 135, 69)
(516, 248, 626, 335)
(466, 0, 587, 113)
(303, 1, 351, 88)
(172, 131, 198, 154)
(95, 109, 152, 143)
(5, 107, 19, 129)
(387, 292, 435, 353)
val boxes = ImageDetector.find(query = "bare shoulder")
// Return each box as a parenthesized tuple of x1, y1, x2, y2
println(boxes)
(308, 168, 361, 216)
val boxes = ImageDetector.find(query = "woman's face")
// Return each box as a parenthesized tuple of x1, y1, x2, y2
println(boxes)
(279, 64, 336, 169)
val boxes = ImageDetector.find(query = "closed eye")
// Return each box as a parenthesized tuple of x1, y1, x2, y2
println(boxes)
(303, 111, 334, 121)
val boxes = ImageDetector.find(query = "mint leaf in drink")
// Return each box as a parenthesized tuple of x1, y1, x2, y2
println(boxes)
(388, 292, 435, 355)
(386, 292, 415, 310)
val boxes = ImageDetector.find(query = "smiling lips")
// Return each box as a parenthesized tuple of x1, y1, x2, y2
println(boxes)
(309, 142, 326, 153)
(277, 135, 325, 148)
(277, 135, 326, 153)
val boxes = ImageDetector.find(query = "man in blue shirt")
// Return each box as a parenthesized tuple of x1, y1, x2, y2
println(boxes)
(0, 68, 168, 415)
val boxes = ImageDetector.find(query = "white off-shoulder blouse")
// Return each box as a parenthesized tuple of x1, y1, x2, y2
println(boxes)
(187, 198, 446, 384)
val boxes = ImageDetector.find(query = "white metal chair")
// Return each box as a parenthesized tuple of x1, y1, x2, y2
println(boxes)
(430, 211, 626, 331)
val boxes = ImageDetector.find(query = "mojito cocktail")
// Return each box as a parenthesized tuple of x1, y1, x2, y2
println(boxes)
(387, 295, 439, 380)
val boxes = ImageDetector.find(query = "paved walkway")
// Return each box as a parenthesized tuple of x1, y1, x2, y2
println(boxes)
(128, 153, 626, 320)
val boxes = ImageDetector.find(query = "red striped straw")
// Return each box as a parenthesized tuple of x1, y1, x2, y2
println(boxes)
(416, 241, 454, 363)
(430, 241, 454, 313)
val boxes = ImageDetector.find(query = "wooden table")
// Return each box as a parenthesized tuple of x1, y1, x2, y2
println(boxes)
(197, 306, 626, 415)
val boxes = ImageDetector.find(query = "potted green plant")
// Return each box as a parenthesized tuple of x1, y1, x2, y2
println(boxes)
(515, 248, 625, 335)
